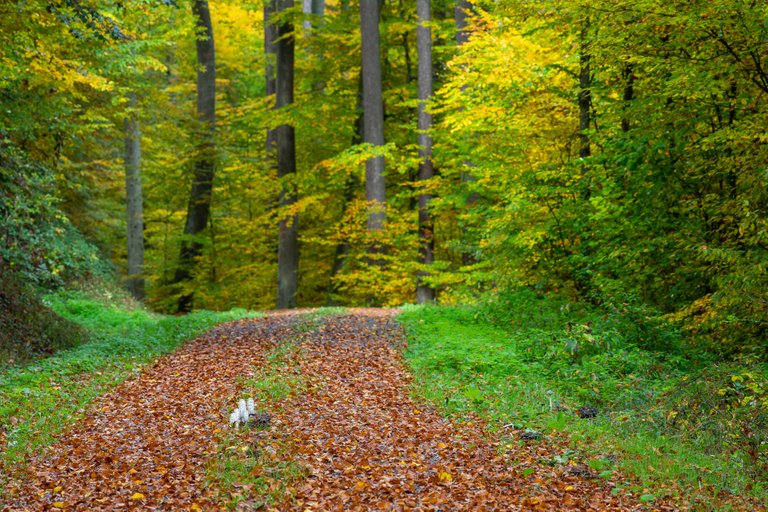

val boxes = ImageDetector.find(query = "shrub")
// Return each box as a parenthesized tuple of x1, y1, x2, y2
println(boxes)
(0, 141, 108, 288)
(0, 267, 88, 364)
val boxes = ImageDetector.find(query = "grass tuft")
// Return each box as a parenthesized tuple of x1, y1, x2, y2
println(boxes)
(399, 293, 767, 508)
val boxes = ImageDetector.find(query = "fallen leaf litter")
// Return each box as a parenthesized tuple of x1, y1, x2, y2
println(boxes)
(4, 310, 666, 511)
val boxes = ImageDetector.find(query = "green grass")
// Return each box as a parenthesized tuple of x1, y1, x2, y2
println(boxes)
(0, 292, 257, 472)
(398, 293, 768, 509)
(207, 324, 310, 509)
(292, 307, 347, 333)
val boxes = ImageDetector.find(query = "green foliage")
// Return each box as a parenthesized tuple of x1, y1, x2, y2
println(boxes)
(0, 294, 256, 469)
(0, 269, 89, 364)
(0, 142, 107, 288)
(666, 358, 768, 479)
(399, 293, 767, 505)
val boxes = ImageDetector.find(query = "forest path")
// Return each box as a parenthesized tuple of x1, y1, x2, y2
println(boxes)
(5, 310, 642, 511)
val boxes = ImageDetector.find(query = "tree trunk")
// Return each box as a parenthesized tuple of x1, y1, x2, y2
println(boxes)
(620, 63, 634, 133)
(276, 0, 299, 309)
(124, 93, 144, 301)
(360, 0, 386, 234)
(455, 0, 476, 266)
(578, 18, 592, 200)
(455, 0, 472, 45)
(416, 0, 435, 303)
(174, 0, 216, 313)
(303, 0, 324, 29)
(265, 0, 277, 155)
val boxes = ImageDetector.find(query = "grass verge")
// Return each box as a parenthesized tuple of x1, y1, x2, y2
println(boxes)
(0, 292, 256, 475)
(398, 293, 767, 510)
(205, 318, 311, 509)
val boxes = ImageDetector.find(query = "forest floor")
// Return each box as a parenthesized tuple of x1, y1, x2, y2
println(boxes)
(1, 309, 666, 511)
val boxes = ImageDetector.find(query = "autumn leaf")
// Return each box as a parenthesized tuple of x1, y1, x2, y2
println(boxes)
(131, 492, 145, 500)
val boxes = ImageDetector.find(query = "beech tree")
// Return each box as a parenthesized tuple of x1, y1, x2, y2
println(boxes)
(264, 0, 277, 155)
(124, 93, 144, 301)
(276, 0, 299, 308)
(360, 0, 386, 234)
(416, 0, 435, 303)
(302, 0, 325, 29)
(174, 0, 216, 312)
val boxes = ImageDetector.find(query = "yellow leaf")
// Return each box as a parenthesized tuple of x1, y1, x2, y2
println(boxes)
(131, 493, 145, 500)
(439, 471, 453, 482)
(356, 481, 366, 490)
(190, 505, 203, 511)
(437, 442, 447, 449)
(133, 480, 143, 485)
(53, 486, 62, 493)
(129, 468, 137, 474)
(213, 428, 221, 434)
(530, 498, 541, 505)
(565, 485, 575, 491)
(53, 503, 66, 509)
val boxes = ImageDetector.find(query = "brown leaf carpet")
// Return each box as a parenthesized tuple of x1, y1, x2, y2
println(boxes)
(4, 316, 294, 511)
(4, 311, 657, 511)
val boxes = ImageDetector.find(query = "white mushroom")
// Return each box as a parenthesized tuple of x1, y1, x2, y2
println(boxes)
(238, 400, 249, 424)
(247, 397, 255, 415)
(229, 410, 240, 429)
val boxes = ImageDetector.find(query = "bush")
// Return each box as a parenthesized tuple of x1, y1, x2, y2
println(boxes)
(0, 267, 88, 364)
(0, 140, 108, 288)
(665, 357, 768, 480)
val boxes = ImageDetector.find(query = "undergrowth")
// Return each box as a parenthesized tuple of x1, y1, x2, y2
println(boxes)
(399, 289, 767, 509)
(0, 270, 88, 364)
(0, 292, 256, 475)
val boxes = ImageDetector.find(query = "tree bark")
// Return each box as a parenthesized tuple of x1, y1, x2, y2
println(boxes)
(455, 0, 476, 266)
(276, 0, 299, 309)
(303, 0, 324, 29)
(360, 0, 386, 234)
(578, 18, 592, 200)
(174, 0, 216, 312)
(265, 0, 277, 155)
(124, 93, 144, 301)
(620, 63, 634, 133)
(455, 0, 472, 45)
(416, 0, 435, 303)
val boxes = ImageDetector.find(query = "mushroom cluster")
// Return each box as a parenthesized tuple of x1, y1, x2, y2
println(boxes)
(228, 398, 256, 429)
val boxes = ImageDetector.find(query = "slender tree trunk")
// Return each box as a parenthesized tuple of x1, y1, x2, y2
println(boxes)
(276, 0, 299, 309)
(265, 0, 277, 155)
(124, 93, 144, 301)
(620, 63, 634, 133)
(578, 18, 592, 200)
(174, 0, 216, 312)
(416, 0, 435, 303)
(455, 0, 477, 266)
(303, 0, 324, 29)
(360, 0, 386, 234)
(455, 0, 472, 45)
